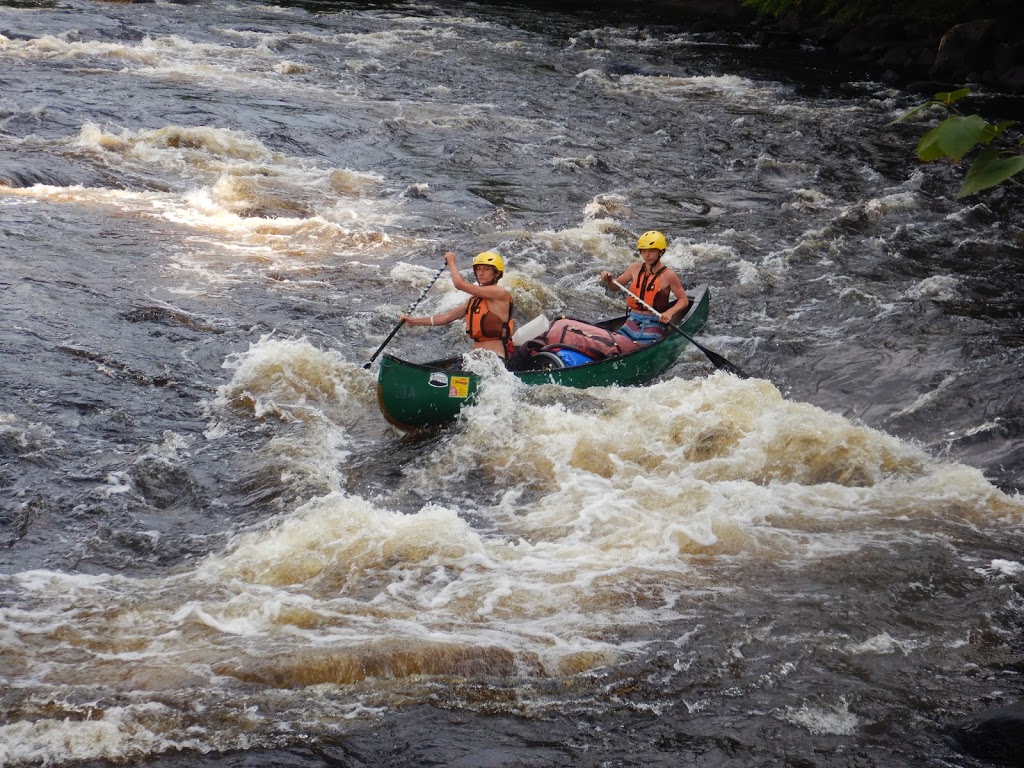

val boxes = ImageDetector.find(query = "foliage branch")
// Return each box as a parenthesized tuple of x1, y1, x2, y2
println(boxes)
(893, 88, 1024, 199)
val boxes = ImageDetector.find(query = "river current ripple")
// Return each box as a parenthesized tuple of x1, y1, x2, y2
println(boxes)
(1, 1, 1023, 766)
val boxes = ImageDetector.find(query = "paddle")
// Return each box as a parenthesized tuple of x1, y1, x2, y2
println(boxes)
(363, 262, 447, 369)
(611, 279, 752, 379)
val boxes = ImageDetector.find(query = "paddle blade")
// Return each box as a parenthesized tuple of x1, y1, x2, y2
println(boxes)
(701, 347, 751, 379)
(668, 323, 753, 379)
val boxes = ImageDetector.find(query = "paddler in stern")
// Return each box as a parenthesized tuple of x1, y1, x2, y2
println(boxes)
(599, 230, 689, 344)
(400, 250, 514, 359)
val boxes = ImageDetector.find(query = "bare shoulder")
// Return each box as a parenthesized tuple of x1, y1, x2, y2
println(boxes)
(480, 284, 511, 301)
(665, 267, 686, 289)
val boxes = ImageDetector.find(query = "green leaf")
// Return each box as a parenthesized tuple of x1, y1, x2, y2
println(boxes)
(979, 120, 1017, 144)
(934, 88, 971, 105)
(891, 101, 936, 124)
(917, 115, 989, 162)
(957, 146, 1024, 198)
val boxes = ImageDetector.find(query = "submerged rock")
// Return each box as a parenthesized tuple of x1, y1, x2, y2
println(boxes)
(954, 702, 1024, 766)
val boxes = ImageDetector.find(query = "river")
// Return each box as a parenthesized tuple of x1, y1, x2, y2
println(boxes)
(2, 0, 1023, 766)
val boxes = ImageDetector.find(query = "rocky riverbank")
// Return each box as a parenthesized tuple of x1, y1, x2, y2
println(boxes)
(477, 0, 1023, 96)
(751, 14, 1024, 96)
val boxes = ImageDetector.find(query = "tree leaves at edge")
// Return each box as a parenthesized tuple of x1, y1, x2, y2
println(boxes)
(958, 146, 1024, 198)
(897, 87, 1023, 198)
(917, 114, 989, 162)
(892, 89, 970, 125)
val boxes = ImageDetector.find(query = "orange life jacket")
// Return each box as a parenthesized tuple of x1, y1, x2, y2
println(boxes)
(465, 295, 514, 348)
(627, 265, 670, 314)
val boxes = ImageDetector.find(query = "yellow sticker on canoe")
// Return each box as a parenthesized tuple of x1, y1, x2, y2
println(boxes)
(448, 376, 470, 399)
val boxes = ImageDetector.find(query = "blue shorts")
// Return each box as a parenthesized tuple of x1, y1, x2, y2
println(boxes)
(616, 311, 669, 345)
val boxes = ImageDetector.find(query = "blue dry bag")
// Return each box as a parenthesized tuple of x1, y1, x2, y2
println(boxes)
(555, 349, 594, 367)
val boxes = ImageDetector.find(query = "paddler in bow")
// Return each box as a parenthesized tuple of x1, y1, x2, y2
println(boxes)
(599, 230, 689, 345)
(400, 250, 514, 360)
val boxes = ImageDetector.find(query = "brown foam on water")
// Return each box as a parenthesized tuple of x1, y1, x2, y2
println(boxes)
(213, 642, 527, 687)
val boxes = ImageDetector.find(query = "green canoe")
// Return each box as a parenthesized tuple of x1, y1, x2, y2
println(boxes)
(376, 283, 710, 430)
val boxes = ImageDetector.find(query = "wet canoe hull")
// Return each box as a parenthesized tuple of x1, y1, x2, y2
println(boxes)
(376, 284, 710, 430)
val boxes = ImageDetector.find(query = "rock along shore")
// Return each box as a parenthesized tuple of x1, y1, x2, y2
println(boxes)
(470, 0, 1023, 96)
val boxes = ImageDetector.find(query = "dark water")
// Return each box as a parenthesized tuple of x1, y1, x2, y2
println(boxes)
(2, 0, 1023, 766)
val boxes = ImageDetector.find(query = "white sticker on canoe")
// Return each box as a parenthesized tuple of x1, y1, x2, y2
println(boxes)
(428, 372, 448, 388)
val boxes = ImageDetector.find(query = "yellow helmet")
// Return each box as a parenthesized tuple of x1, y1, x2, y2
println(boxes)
(637, 230, 667, 251)
(472, 251, 505, 273)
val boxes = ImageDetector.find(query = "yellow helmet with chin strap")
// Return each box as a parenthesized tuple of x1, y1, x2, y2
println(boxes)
(637, 230, 667, 251)
(472, 251, 505, 274)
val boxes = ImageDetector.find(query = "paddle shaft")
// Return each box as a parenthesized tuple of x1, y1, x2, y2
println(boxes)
(611, 278, 751, 379)
(364, 262, 447, 369)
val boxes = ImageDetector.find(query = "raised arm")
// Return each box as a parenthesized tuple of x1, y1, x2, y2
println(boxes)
(447, 251, 508, 300)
